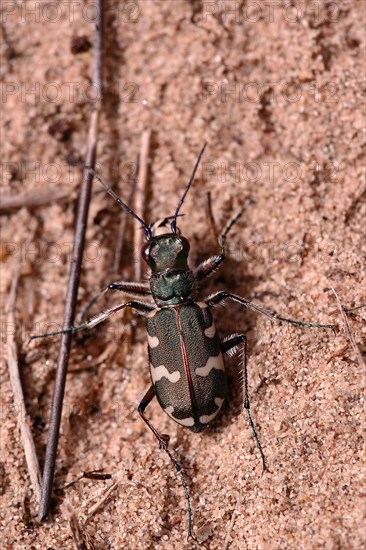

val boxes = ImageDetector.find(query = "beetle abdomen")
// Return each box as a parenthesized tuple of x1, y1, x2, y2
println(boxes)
(147, 302, 227, 432)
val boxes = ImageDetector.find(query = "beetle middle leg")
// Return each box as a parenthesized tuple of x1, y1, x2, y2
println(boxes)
(30, 300, 154, 340)
(207, 291, 335, 331)
(138, 385, 195, 539)
(221, 334, 268, 472)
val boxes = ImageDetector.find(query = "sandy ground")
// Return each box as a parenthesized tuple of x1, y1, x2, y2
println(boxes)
(1, 1, 365, 549)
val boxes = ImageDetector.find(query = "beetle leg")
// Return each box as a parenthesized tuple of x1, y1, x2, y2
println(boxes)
(138, 385, 195, 540)
(106, 281, 150, 294)
(194, 208, 244, 282)
(138, 386, 178, 461)
(220, 333, 244, 355)
(206, 291, 335, 332)
(206, 191, 219, 241)
(221, 334, 268, 473)
(80, 281, 151, 322)
(30, 301, 154, 340)
(194, 254, 224, 282)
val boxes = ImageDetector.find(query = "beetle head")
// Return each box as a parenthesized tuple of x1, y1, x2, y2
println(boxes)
(143, 233, 194, 305)
(141, 233, 190, 272)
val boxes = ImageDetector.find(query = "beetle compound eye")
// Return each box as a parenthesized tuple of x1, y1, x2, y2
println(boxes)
(172, 238, 183, 253)
(180, 236, 190, 257)
(142, 242, 151, 263)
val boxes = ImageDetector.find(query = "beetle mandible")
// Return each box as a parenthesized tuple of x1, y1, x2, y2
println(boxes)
(33, 143, 334, 538)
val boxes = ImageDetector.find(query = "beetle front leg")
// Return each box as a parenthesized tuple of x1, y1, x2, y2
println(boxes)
(207, 291, 335, 331)
(194, 254, 225, 282)
(138, 386, 195, 540)
(194, 209, 244, 282)
(221, 334, 268, 472)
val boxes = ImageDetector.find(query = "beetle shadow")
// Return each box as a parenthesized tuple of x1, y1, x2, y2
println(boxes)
(191, 235, 270, 439)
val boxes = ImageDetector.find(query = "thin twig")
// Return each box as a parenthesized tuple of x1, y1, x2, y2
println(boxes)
(67, 505, 92, 550)
(345, 183, 366, 223)
(300, 231, 308, 267)
(112, 183, 134, 274)
(0, 188, 68, 213)
(223, 510, 239, 550)
(38, 2, 104, 521)
(205, 191, 219, 241)
(6, 262, 42, 502)
(344, 304, 366, 313)
(86, 479, 120, 517)
(85, 476, 153, 519)
(62, 469, 112, 490)
(331, 287, 366, 370)
(134, 129, 152, 280)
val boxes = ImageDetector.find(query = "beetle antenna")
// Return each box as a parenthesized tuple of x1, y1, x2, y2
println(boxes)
(171, 143, 207, 233)
(85, 166, 152, 239)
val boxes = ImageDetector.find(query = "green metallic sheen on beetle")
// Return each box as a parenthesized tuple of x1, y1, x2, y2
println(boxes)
(147, 302, 227, 433)
(143, 234, 195, 306)
(142, 233, 227, 432)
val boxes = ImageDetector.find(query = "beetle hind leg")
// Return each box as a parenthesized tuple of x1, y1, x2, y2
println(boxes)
(221, 334, 268, 473)
(138, 385, 196, 540)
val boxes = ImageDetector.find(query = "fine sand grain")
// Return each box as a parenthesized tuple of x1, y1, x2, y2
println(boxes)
(1, 2, 365, 549)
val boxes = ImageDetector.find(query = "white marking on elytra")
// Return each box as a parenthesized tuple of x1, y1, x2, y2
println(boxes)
(165, 405, 195, 427)
(197, 301, 208, 309)
(204, 320, 216, 338)
(147, 333, 159, 348)
(199, 397, 225, 424)
(147, 309, 158, 318)
(150, 363, 181, 384)
(214, 396, 224, 408)
(178, 416, 195, 427)
(196, 354, 224, 376)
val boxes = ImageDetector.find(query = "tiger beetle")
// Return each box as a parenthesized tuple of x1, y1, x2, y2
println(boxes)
(32, 144, 334, 539)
